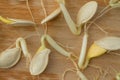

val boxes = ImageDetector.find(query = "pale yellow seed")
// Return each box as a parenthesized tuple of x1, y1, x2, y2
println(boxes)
(0, 48, 21, 68)
(77, 1, 98, 27)
(30, 48, 51, 75)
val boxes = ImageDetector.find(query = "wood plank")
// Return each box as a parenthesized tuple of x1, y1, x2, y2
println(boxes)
(0, 0, 119, 80)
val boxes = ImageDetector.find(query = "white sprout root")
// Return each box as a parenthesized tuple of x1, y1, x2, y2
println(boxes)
(92, 22, 108, 36)
(78, 32, 88, 69)
(88, 64, 103, 75)
(45, 34, 78, 60)
(45, 34, 71, 57)
(59, 3, 79, 35)
(40, 0, 48, 35)
(62, 68, 76, 80)
(71, 58, 88, 80)
(16, 37, 32, 67)
(25, 0, 41, 39)
(41, 8, 61, 24)
(62, 57, 88, 80)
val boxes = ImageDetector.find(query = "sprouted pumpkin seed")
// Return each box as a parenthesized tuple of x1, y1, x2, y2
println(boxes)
(57, 1, 98, 35)
(82, 37, 120, 69)
(0, 16, 35, 26)
(0, 37, 31, 68)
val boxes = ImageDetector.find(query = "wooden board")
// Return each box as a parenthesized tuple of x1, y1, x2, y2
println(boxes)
(0, 0, 120, 80)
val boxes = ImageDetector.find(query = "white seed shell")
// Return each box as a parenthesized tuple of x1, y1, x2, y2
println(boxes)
(77, 1, 98, 26)
(95, 36, 120, 50)
(8, 18, 35, 26)
(0, 48, 21, 68)
(46, 35, 71, 57)
(109, 0, 120, 4)
(41, 8, 61, 24)
(109, 0, 120, 7)
(30, 48, 51, 75)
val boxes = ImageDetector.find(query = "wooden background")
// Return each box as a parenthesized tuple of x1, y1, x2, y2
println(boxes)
(0, 0, 120, 80)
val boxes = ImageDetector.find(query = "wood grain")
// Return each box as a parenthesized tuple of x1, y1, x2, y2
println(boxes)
(0, 0, 120, 80)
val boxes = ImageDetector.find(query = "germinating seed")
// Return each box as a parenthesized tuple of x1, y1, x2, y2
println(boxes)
(0, 16, 35, 26)
(78, 32, 88, 69)
(82, 36, 120, 69)
(57, 1, 98, 35)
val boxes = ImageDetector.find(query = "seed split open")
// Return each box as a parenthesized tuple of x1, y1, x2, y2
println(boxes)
(82, 36, 120, 69)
